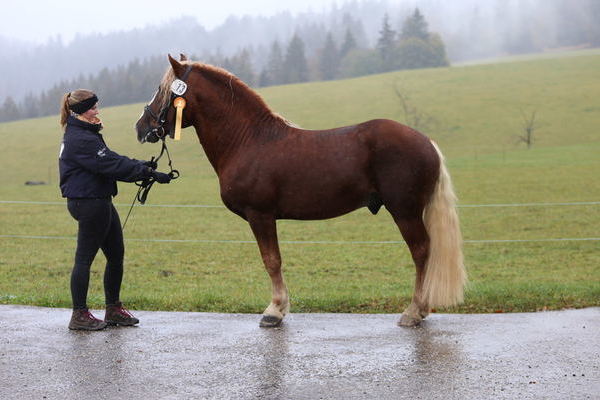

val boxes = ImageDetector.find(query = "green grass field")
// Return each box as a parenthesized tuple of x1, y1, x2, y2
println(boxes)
(1, 49, 599, 314)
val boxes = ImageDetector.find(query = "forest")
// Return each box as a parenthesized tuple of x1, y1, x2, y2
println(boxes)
(1, 0, 599, 122)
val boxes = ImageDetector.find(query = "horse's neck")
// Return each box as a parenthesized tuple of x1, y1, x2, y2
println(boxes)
(192, 108, 285, 172)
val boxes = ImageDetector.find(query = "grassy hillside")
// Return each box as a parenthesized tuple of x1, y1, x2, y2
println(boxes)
(1, 50, 599, 313)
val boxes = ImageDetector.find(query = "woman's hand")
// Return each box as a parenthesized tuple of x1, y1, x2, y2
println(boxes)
(143, 160, 158, 170)
(152, 171, 171, 184)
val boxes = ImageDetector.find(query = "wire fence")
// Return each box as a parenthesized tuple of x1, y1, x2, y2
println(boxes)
(1, 199, 598, 245)
(1, 234, 599, 245)
(2, 200, 600, 208)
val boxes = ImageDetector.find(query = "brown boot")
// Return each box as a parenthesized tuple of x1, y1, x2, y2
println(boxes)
(105, 302, 139, 326)
(69, 309, 108, 331)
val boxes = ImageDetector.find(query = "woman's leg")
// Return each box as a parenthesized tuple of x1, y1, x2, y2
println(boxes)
(102, 203, 139, 326)
(101, 203, 124, 305)
(68, 199, 112, 310)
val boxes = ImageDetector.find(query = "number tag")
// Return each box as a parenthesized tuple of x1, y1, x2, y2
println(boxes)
(170, 79, 187, 95)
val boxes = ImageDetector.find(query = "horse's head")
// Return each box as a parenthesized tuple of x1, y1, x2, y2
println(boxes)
(135, 54, 194, 143)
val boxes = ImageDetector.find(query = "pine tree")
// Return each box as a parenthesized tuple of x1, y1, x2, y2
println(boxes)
(258, 69, 271, 87)
(396, 9, 449, 70)
(400, 8, 429, 41)
(266, 40, 285, 85)
(0, 96, 21, 122)
(341, 12, 368, 49)
(230, 49, 255, 86)
(283, 34, 309, 84)
(319, 32, 340, 80)
(376, 13, 397, 72)
(340, 28, 357, 59)
(20, 93, 39, 120)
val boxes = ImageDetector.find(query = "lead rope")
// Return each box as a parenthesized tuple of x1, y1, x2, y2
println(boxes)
(122, 138, 179, 231)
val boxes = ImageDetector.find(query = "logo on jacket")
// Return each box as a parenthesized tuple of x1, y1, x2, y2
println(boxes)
(97, 147, 107, 157)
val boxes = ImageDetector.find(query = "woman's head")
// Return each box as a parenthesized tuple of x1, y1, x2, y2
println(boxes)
(60, 89, 100, 127)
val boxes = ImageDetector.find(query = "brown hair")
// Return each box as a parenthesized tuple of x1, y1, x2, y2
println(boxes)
(59, 89, 96, 128)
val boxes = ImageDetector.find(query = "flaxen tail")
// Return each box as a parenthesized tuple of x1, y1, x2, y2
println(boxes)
(422, 141, 467, 307)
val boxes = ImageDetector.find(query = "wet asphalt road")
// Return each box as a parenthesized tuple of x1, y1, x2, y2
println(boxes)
(0, 306, 598, 400)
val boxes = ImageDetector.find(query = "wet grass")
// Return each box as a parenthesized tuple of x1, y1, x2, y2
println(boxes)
(0, 50, 599, 313)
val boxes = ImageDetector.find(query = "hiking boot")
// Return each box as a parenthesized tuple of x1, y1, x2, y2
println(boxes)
(69, 309, 108, 331)
(105, 302, 139, 326)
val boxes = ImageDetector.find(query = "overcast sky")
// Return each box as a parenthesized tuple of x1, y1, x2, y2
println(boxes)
(2, 0, 338, 44)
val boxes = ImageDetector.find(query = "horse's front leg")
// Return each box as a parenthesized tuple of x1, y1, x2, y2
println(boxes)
(247, 211, 290, 327)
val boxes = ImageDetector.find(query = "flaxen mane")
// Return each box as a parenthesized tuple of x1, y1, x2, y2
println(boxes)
(159, 61, 298, 128)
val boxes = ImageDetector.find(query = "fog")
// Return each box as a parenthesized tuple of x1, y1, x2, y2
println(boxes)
(0, 0, 597, 102)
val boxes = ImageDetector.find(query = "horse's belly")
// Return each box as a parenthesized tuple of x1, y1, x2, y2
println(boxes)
(221, 136, 375, 220)
(276, 181, 370, 220)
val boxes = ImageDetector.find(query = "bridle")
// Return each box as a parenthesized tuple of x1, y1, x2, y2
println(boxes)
(123, 64, 193, 230)
(142, 64, 193, 143)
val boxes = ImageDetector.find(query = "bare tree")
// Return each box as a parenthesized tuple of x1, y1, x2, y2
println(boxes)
(517, 109, 539, 149)
(393, 82, 437, 133)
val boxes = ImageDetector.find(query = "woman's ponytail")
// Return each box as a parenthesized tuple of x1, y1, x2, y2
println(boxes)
(59, 89, 96, 128)
(59, 93, 71, 128)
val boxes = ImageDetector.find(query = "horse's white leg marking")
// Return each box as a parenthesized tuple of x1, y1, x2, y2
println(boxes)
(264, 286, 289, 319)
(399, 299, 429, 327)
(246, 211, 290, 326)
(262, 253, 290, 320)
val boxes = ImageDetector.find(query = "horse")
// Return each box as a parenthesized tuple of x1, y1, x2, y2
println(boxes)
(135, 54, 466, 328)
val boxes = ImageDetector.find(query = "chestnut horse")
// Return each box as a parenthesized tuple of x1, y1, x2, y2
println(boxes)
(135, 55, 466, 327)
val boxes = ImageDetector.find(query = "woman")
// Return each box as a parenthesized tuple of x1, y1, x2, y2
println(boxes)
(59, 89, 171, 330)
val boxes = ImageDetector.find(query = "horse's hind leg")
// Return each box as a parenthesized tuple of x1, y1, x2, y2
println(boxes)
(246, 211, 290, 328)
(393, 216, 431, 327)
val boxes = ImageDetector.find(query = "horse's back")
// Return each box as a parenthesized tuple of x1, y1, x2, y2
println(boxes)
(220, 118, 439, 220)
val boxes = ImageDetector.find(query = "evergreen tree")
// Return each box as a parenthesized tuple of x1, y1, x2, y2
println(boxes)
(341, 12, 368, 49)
(258, 69, 271, 87)
(20, 93, 39, 120)
(428, 33, 450, 67)
(400, 8, 429, 41)
(283, 34, 309, 84)
(229, 49, 256, 85)
(396, 9, 449, 70)
(340, 28, 357, 59)
(396, 38, 439, 69)
(0, 96, 20, 122)
(266, 40, 285, 85)
(319, 32, 340, 80)
(339, 49, 381, 78)
(590, 0, 600, 46)
(555, 0, 590, 46)
(376, 13, 397, 72)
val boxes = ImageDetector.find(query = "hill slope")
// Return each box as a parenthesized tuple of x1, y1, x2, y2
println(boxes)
(0, 51, 598, 313)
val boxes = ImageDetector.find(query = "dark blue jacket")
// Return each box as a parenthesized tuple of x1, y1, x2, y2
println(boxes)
(59, 116, 151, 198)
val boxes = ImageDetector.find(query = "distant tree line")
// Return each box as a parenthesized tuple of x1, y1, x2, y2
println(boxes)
(3, 0, 600, 112)
(3, 0, 600, 122)
(0, 9, 447, 123)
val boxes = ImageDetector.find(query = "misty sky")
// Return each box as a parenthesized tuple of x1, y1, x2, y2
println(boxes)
(3, 0, 337, 44)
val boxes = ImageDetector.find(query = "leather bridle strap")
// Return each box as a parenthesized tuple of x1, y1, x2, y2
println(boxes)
(143, 64, 194, 141)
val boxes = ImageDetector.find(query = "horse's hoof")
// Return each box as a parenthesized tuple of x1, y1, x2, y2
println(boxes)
(259, 315, 282, 328)
(398, 313, 422, 327)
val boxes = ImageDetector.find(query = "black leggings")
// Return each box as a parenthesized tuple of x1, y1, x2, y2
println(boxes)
(67, 198, 124, 310)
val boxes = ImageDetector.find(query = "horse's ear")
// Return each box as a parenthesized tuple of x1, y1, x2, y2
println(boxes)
(168, 54, 185, 78)
(179, 53, 188, 61)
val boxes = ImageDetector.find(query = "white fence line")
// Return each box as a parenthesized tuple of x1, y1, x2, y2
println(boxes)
(1, 234, 598, 245)
(1, 200, 599, 208)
